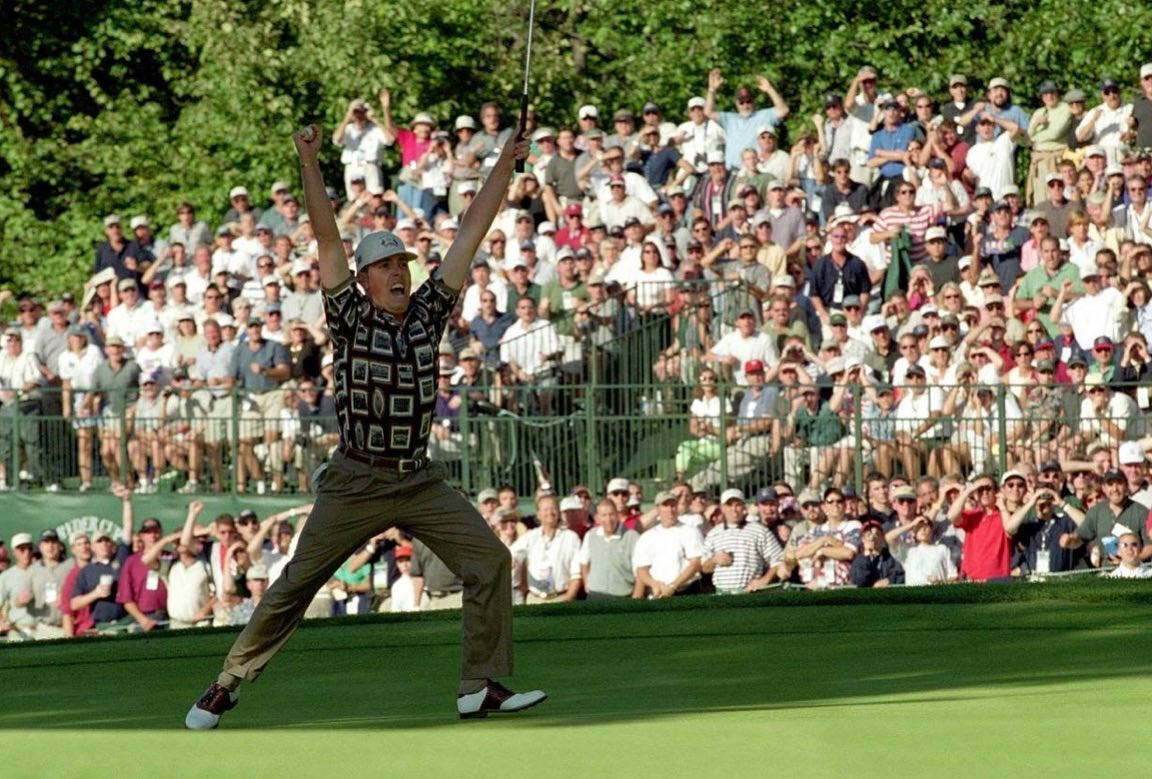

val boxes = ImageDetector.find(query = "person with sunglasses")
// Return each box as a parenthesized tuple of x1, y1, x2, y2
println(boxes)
(948, 474, 1014, 581)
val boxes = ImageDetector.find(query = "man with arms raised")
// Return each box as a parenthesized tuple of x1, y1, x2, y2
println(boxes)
(186, 117, 545, 729)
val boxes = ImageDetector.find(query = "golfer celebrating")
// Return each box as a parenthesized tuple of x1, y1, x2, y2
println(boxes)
(186, 117, 546, 729)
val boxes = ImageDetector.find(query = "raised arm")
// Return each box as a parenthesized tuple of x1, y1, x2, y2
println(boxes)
(756, 75, 789, 120)
(181, 500, 205, 548)
(113, 484, 134, 543)
(293, 126, 350, 292)
(439, 113, 529, 291)
(704, 69, 724, 122)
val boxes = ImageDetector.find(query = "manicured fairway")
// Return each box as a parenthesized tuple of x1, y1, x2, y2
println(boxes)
(2, 582, 1147, 777)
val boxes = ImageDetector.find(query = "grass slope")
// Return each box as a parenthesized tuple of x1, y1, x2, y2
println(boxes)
(1, 581, 1148, 778)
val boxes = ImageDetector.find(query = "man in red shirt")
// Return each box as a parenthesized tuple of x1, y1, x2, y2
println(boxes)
(116, 517, 170, 631)
(58, 531, 95, 636)
(948, 473, 1013, 581)
(554, 203, 589, 250)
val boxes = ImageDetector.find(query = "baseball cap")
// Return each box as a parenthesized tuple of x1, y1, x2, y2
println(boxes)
(394, 545, 414, 559)
(720, 488, 745, 505)
(1064, 88, 1087, 103)
(687, 96, 706, 109)
(103, 214, 122, 227)
(1119, 441, 1146, 465)
(246, 563, 269, 581)
(353, 230, 415, 272)
(798, 489, 822, 507)
(559, 495, 584, 512)
(1103, 469, 1126, 483)
(411, 112, 435, 127)
(744, 359, 765, 375)
(1094, 335, 1114, 349)
(655, 490, 677, 506)
(642, 101, 663, 114)
(924, 226, 947, 242)
(1101, 78, 1120, 91)
(891, 484, 917, 501)
(705, 150, 726, 165)
(1040, 460, 1062, 473)
(68, 530, 90, 546)
(973, 186, 993, 199)
(139, 517, 163, 533)
(1083, 145, 1105, 158)
(756, 487, 779, 503)
(949, 74, 968, 86)
(988, 76, 1010, 90)
(864, 314, 888, 333)
(578, 104, 599, 120)
(105, 335, 125, 348)
(10, 533, 33, 548)
(606, 477, 630, 494)
(229, 185, 249, 200)
(454, 115, 476, 130)
(477, 488, 498, 504)
(830, 312, 847, 326)
(1037, 79, 1059, 95)
(772, 275, 795, 289)
(117, 277, 137, 292)
(129, 215, 150, 230)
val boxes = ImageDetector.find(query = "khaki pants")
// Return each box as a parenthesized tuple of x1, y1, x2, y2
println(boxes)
(424, 591, 464, 611)
(218, 453, 512, 688)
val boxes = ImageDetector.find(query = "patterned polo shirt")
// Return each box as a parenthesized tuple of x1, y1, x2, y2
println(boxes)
(323, 273, 458, 459)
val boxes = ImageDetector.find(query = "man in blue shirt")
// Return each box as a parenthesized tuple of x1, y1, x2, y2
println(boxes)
(956, 77, 1030, 137)
(868, 100, 916, 205)
(705, 69, 790, 170)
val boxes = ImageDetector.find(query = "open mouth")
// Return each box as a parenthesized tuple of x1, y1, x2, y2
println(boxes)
(390, 282, 405, 295)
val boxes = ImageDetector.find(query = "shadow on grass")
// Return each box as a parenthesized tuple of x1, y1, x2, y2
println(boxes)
(1, 579, 1150, 730)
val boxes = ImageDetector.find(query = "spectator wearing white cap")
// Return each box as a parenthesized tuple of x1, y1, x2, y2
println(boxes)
(0, 533, 47, 640)
(1075, 79, 1133, 165)
(1117, 440, 1152, 508)
(702, 488, 784, 593)
(281, 258, 323, 325)
(0, 328, 45, 490)
(222, 185, 263, 225)
(448, 115, 485, 214)
(509, 494, 582, 603)
(332, 96, 388, 198)
(675, 96, 726, 179)
(127, 214, 170, 268)
(597, 173, 655, 232)
(956, 77, 1030, 137)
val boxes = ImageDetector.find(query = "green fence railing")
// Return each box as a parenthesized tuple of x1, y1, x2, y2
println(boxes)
(1, 380, 1146, 498)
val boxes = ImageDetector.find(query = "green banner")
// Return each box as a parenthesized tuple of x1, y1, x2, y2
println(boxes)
(0, 494, 312, 546)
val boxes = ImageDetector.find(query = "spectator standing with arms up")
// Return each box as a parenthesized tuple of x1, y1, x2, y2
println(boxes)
(705, 69, 790, 170)
(187, 115, 545, 729)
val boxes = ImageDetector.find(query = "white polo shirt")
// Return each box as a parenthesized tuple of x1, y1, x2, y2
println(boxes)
(510, 527, 582, 597)
(632, 522, 704, 588)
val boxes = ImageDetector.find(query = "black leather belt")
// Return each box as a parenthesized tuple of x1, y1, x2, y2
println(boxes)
(338, 446, 428, 473)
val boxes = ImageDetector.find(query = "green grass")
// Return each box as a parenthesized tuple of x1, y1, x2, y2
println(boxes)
(2, 581, 1148, 778)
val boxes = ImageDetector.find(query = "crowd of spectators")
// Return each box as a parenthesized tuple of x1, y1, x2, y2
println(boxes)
(4, 458, 1150, 639)
(5, 62, 1152, 578)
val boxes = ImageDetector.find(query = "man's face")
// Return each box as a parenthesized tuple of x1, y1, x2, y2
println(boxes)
(1103, 85, 1121, 108)
(822, 493, 845, 520)
(93, 536, 117, 559)
(13, 543, 33, 566)
(1103, 478, 1128, 504)
(596, 503, 619, 532)
(736, 313, 756, 336)
(1118, 534, 1141, 564)
(1122, 461, 1147, 488)
(801, 501, 824, 523)
(925, 236, 947, 260)
(976, 117, 995, 140)
(988, 86, 1009, 107)
(537, 498, 559, 529)
(949, 82, 968, 102)
(899, 337, 919, 363)
(481, 106, 500, 130)
(758, 499, 779, 523)
(1128, 178, 1147, 206)
(499, 489, 518, 510)
(358, 255, 412, 317)
(1001, 477, 1026, 502)
(722, 498, 746, 525)
(71, 536, 92, 563)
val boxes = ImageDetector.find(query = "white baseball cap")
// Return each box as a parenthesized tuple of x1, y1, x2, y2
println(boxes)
(291, 258, 313, 275)
(129, 215, 150, 230)
(606, 477, 629, 493)
(864, 314, 889, 332)
(458, 181, 478, 195)
(411, 112, 435, 127)
(538, 221, 556, 235)
(687, 96, 706, 109)
(578, 105, 599, 120)
(720, 488, 746, 504)
(395, 218, 417, 232)
(929, 335, 950, 350)
(1142, 63, 1152, 80)
(353, 230, 415, 273)
(10, 532, 33, 548)
(454, 115, 476, 130)
(1119, 440, 1146, 465)
(229, 186, 250, 199)
(924, 226, 947, 242)
(705, 150, 726, 165)
(559, 495, 584, 512)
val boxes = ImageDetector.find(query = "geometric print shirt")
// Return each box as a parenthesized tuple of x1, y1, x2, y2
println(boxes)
(323, 272, 458, 459)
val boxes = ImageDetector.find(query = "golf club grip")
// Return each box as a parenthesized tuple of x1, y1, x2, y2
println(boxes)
(514, 93, 529, 173)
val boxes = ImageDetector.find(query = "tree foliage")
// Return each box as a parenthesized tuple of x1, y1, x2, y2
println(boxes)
(3, 0, 1152, 299)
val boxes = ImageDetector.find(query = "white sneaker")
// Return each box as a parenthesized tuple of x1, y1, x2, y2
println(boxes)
(135, 480, 151, 494)
(0, 481, 9, 492)
(457, 681, 547, 719)
(45, 483, 60, 493)
(178, 481, 199, 494)
(18, 470, 31, 482)
(256, 480, 266, 495)
(78, 482, 91, 493)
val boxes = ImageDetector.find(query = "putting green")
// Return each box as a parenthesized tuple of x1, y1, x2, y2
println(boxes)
(1, 581, 1147, 777)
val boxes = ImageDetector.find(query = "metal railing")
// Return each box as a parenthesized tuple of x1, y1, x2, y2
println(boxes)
(1, 380, 1147, 497)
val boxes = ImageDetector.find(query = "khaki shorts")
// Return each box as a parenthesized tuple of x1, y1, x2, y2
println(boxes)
(200, 395, 262, 444)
